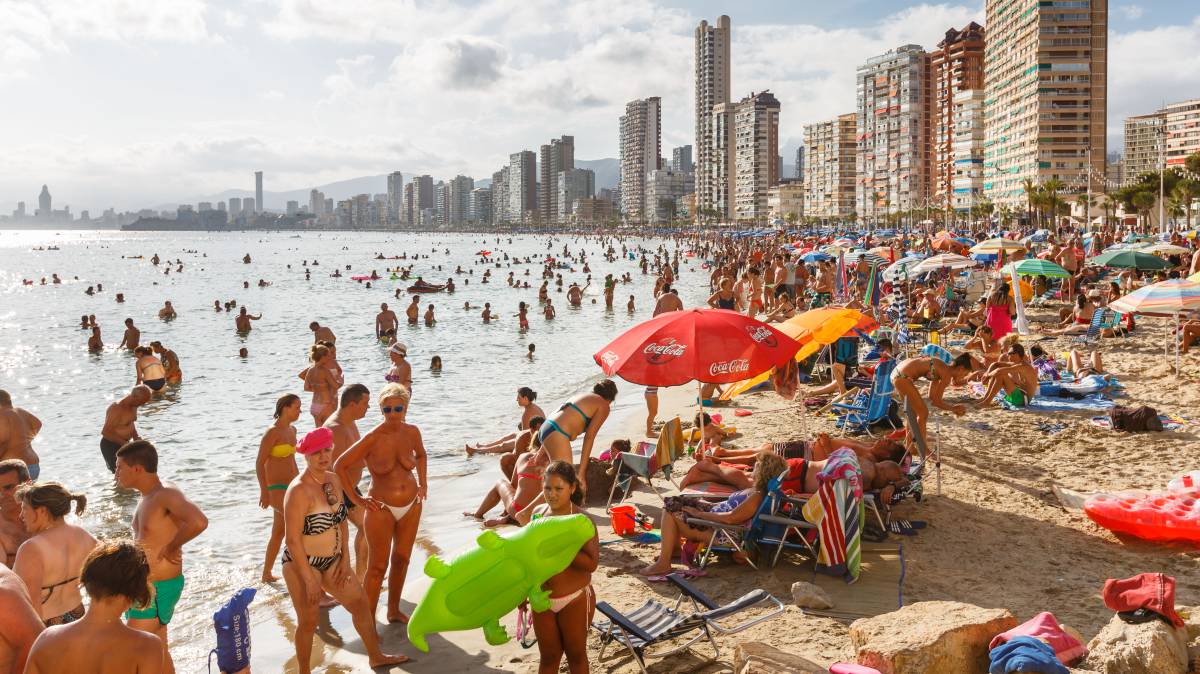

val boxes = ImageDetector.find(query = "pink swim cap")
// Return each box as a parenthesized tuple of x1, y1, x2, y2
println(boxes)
(298, 427, 334, 455)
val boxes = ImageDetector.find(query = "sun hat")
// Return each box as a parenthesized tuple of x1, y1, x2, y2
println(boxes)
(297, 427, 334, 455)
(390, 342, 407, 356)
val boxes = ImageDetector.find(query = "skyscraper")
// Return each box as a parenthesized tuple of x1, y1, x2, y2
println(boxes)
(695, 15, 732, 221)
(37, 185, 51, 217)
(469, 187, 492, 225)
(539, 136, 574, 224)
(732, 91, 781, 222)
(508, 151, 537, 223)
(557, 168, 596, 222)
(309, 189, 325, 216)
(386, 171, 404, 224)
(805, 113, 858, 220)
(492, 168, 509, 223)
(229, 197, 242, 217)
(983, 0, 1107, 210)
(254, 171, 263, 214)
(931, 22, 985, 212)
(403, 184, 414, 226)
(448, 175, 475, 225)
(794, 146, 805, 182)
(412, 175, 435, 226)
(619, 96, 662, 222)
(855, 45, 932, 223)
(671, 145, 693, 173)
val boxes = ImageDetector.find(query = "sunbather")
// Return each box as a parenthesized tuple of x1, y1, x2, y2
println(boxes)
(692, 413, 728, 454)
(1066, 349, 1105, 376)
(941, 297, 986, 334)
(1042, 295, 1095, 335)
(963, 325, 1001, 362)
(1180, 320, 1200, 354)
(709, 433, 904, 464)
(975, 342, 1039, 408)
(680, 451, 907, 499)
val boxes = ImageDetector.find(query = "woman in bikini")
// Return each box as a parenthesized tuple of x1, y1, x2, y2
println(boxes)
(464, 436, 549, 527)
(304, 344, 339, 426)
(385, 341, 412, 391)
(538, 380, 617, 492)
(283, 427, 407, 673)
(132, 346, 167, 392)
(13, 482, 98, 626)
(528, 461, 598, 674)
(256, 393, 300, 582)
(890, 353, 974, 450)
(334, 383, 426, 624)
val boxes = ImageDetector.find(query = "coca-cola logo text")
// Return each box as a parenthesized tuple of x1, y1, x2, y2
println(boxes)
(709, 359, 750, 377)
(745, 325, 778, 347)
(599, 350, 620, 370)
(643, 338, 687, 364)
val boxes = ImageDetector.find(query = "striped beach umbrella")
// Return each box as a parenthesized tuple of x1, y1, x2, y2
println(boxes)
(969, 237, 1027, 255)
(1001, 258, 1070, 278)
(845, 250, 888, 268)
(1109, 279, 1200, 315)
(911, 253, 977, 274)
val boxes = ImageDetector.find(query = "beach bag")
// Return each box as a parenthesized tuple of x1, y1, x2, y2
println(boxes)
(209, 587, 256, 674)
(1109, 405, 1163, 432)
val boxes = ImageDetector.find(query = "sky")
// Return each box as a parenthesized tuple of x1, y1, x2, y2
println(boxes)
(2, 0, 1198, 213)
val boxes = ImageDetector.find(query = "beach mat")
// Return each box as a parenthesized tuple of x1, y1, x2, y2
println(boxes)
(1002, 394, 1114, 412)
(801, 543, 905, 622)
(679, 481, 738, 498)
(1089, 414, 1184, 432)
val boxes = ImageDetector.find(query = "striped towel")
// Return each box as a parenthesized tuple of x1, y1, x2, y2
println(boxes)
(802, 449, 864, 583)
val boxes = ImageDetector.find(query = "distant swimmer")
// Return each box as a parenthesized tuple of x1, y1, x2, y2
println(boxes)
(99, 386, 151, 473)
(482, 303, 492, 323)
(0, 391, 42, 479)
(150, 341, 182, 384)
(213, 300, 222, 312)
(235, 307, 262, 333)
(243, 254, 252, 264)
(567, 283, 583, 307)
(132, 346, 167, 392)
(87, 326, 103, 352)
(118, 318, 140, 350)
(375, 303, 398, 344)
(309, 321, 336, 344)
(158, 301, 176, 320)
(406, 296, 419, 325)
(423, 304, 436, 327)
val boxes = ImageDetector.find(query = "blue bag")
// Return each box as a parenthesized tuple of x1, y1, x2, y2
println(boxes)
(209, 587, 256, 673)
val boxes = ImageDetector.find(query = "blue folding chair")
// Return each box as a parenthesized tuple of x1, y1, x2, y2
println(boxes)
(831, 358, 898, 435)
(1072, 308, 1107, 346)
(684, 473, 784, 570)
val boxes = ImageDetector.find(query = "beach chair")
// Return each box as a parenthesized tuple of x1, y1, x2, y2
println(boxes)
(1071, 308, 1106, 346)
(592, 573, 785, 674)
(606, 417, 684, 509)
(753, 487, 820, 567)
(864, 403, 937, 534)
(684, 473, 784, 570)
(1099, 310, 1128, 338)
(831, 358, 898, 436)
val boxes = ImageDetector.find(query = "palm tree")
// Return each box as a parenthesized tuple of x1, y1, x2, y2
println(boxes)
(1131, 191, 1156, 228)
(1075, 193, 1095, 226)
(1170, 181, 1198, 229)
(1042, 178, 1065, 227)
(1021, 178, 1039, 227)
(1100, 196, 1115, 227)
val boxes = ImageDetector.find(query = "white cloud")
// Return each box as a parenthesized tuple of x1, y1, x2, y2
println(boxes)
(1119, 4, 1145, 20)
(223, 9, 247, 29)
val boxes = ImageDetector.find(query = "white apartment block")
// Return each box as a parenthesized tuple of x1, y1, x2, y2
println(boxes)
(803, 113, 857, 219)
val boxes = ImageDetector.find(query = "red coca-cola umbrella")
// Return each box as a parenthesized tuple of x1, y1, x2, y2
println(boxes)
(593, 309, 803, 387)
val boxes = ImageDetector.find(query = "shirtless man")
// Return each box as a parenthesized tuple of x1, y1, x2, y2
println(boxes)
(465, 442, 548, 527)
(235, 307, 261, 333)
(406, 296, 420, 325)
(324, 384, 370, 579)
(333, 383, 426, 623)
(0, 460, 32, 567)
(375, 303, 398, 343)
(309, 321, 336, 344)
(118, 318, 140, 350)
(87, 326, 103, 352)
(100, 386, 151, 473)
(482, 302, 493, 323)
(158, 301, 176, 320)
(566, 283, 583, 307)
(0, 562, 42, 674)
(680, 453, 908, 503)
(975, 342, 1039, 409)
(0, 392, 41, 480)
(115, 440, 208, 674)
(150, 342, 182, 384)
(652, 284, 683, 316)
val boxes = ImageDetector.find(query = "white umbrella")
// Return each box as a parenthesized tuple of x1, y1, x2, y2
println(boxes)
(1142, 243, 1191, 256)
(883, 255, 926, 282)
(911, 253, 978, 274)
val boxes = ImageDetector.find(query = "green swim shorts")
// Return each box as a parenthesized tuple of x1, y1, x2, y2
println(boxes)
(1003, 389, 1027, 407)
(126, 574, 185, 625)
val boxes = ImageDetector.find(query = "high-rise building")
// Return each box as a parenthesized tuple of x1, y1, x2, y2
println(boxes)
(710, 102, 737, 220)
(286, 200, 299, 216)
(931, 22, 985, 211)
(1125, 99, 1200, 179)
(254, 171, 263, 214)
(1164, 99, 1200, 167)
(804, 113, 858, 220)
(198, 202, 213, 212)
(491, 168, 509, 223)
(507, 151, 537, 222)
(448, 175, 474, 225)
(539, 136, 574, 224)
(434, 181, 448, 225)
(229, 197, 242, 217)
(671, 145, 694, 173)
(217, 201, 226, 213)
(619, 96, 662, 222)
(310, 189, 325, 217)
(37, 185, 51, 217)
(558, 168, 595, 222)
(951, 89, 987, 213)
(412, 175, 434, 226)
(243, 198, 256, 215)
(983, 0, 1107, 209)
(695, 15, 732, 221)
(402, 184, 414, 225)
(767, 180, 805, 222)
(855, 44, 932, 223)
(794, 146, 805, 181)
(732, 91, 781, 222)
(645, 169, 696, 224)
(386, 171, 404, 223)
(469, 187, 492, 225)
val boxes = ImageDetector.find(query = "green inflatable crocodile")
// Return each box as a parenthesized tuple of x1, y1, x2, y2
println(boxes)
(407, 513, 595, 652)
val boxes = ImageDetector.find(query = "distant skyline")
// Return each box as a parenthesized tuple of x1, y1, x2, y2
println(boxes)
(2, 0, 1197, 213)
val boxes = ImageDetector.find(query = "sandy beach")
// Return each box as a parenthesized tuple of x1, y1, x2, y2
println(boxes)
(354, 303, 1200, 673)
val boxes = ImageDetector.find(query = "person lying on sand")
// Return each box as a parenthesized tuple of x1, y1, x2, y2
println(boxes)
(708, 433, 905, 464)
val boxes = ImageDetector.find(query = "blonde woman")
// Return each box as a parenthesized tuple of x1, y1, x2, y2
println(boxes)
(304, 344, 339, 426)
(13, 482, 98, 626)
(256, 394, 300, 582)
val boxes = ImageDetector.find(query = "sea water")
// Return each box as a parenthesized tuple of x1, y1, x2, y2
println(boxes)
(0, 229, 707, 669)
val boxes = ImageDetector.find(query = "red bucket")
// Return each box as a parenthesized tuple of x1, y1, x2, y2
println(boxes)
(609, 505, 639, 535)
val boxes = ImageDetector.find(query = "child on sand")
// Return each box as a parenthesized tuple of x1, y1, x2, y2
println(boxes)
(528, 461, 598, 674)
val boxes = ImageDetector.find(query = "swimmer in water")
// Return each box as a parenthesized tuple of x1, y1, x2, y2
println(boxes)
(385, 342, 412, 391)
(132, 346, 167, 392)
(406, 296, 419, 325)
(304, 344, 339, 426)
(423, 304, 435, 327)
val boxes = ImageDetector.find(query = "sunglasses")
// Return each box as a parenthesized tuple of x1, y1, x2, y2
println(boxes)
(382, 405, 405, 414)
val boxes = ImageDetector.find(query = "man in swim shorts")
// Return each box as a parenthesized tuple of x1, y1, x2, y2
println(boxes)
(116, 440, 208, 674)
(309, 321, 337, 344)
(375, 303, 398, 343)
(100, 385, 151, 473)
(0, 391, 41, 480)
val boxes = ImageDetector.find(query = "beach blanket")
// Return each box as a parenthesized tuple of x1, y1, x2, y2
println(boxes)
(1090, 414, 1184, 432)
(802, 448, 864, 583)
(1002, 393, 1114, 412)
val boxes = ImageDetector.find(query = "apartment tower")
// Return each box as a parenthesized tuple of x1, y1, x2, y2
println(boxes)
(386, 171, 404, 224)
(732, 91, 781, 221)
(1124, 99, 1200, 179)
(254, 171, 263, 214)
(695, 15, 732, 221)
(619, 97, 662, 222)
(983, 0, 1107, 209)
(507, 151, 537, 223)
(931, 22, 985, 212)
(803, 113, 858, 220)
(539, 136, 574, 224)
(855, 45, 932, 223)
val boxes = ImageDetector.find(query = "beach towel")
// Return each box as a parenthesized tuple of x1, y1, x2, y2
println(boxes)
(802, 448, 863, 583)
(989, 612, 1086, 664)
(1090, 414, 1183, 432)
(1002, 393, 1114, 412)
(988, 637, 1069, 674)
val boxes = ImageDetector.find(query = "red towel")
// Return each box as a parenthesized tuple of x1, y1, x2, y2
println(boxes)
(1101, 573, 1183, 628)
(988, 611, 1086, 664)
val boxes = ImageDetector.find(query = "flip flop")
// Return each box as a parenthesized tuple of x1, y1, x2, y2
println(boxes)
(888, 519, 927, 536)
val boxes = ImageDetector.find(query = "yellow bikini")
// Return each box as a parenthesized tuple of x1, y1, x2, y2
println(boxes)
(270, 443, 296, 458)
